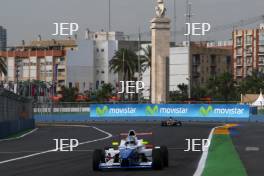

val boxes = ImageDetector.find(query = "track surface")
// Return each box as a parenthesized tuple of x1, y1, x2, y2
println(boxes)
(0, 122, 218, 176)
(232, 123, 264, 176)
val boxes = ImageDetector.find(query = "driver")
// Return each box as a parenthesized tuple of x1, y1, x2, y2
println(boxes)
(125, 136, 137, 146)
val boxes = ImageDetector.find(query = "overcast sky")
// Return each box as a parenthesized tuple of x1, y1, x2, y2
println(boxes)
(1, 0, 264, 46)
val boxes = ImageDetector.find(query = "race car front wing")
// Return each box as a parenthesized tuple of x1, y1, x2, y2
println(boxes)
(99, 162, 153, 169)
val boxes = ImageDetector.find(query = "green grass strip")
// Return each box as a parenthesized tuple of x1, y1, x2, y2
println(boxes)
(202, 134, 247, 176)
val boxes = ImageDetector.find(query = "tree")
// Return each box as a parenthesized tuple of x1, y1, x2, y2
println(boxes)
(238, 70, 264, 94)
(109, 48, 138, 82)
(206, 72, 238, 101)
(60, 86, 78, 102)
(141, 45, 151, 72)
(0, 57, 7, 76)
(95, 83, 114, 102)
(191, 86, 207, 99)
(140, 45, 152, 100)
(109, 48, 138, 100)
(169, 83, 188, 101)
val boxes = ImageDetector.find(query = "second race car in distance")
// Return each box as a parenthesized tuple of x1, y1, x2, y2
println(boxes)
(161, 117, 182, 127)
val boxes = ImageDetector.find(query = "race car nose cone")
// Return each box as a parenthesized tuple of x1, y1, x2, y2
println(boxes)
(120, 148, 134, 159)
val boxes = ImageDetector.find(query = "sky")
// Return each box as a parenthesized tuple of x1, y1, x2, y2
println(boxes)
(0, 0, 264, 46)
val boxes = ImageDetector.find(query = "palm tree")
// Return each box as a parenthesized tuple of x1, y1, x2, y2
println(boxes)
(140, 45, 152, 100)
(110, 48, 138, 81)
(141, 45, 152, 72)
(109, 48, 138, 100)
(0, 57, 7, 76)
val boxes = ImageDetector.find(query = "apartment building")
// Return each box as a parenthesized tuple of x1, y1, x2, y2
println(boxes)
(233, 24, 264, 80)
(0, 26, 7, 51)
(0, 39, 77, 92)
(142, 42, 232, 99)
(0, 31, 147, 94)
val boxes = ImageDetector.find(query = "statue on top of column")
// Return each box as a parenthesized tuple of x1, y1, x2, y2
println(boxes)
(155, 0, 166, 18)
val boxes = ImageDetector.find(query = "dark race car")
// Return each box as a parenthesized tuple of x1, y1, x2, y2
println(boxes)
(161, 118, 182, 127)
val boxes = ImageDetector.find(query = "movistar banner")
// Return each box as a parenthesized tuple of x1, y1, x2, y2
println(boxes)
(90, 104, 249, 118)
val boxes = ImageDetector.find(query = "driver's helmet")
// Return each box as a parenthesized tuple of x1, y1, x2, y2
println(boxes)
(126, 136, 137, 145)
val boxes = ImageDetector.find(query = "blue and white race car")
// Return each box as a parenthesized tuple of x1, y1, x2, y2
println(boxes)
(92, 130, 168, 171)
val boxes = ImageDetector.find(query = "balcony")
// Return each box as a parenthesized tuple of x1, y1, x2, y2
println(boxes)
(236, 71, 243, 77)
(0, 50, 65, 58)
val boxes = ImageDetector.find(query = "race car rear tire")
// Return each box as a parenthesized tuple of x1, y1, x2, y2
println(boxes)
(161, 122, 167, 126)
(161, 146, 169, 167)
(152, 148, 164, 170)
(177, 121, 182, 126)
(92, 149, 104, 171)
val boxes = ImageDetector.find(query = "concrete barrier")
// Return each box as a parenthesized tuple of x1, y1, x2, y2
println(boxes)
(33, 113, 261, 123)
(0, 119, 35, 139)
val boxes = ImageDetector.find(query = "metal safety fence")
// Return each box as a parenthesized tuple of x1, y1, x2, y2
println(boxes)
(0, 88, 33, 122)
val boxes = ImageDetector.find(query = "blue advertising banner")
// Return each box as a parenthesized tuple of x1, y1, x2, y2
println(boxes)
(90, 104, 250, 118)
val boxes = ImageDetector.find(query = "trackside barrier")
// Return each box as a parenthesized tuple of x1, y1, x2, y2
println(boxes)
(90, 104, 250, 118)
(32, 104, 263, 123)
(0, 119, 35, 139)
(0, 88, 35, 139)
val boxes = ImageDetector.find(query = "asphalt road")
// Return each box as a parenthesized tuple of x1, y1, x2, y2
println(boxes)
(0, 122, 218, 176)
(231, 123, 264, 176)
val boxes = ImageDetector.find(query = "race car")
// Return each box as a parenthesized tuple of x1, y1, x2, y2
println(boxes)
(161, 117, 182, 126)
(92, 130, 168, 171)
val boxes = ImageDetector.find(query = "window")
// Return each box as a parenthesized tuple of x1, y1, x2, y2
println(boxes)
(236, 57, 242, 65)
(236, 48, 242, 55)
(101, 49, 104, 52)
(246, 35, 252, 45)
(236, 36, 242, 46)
(226, 56, 231, 64)
(259, 32, 264, 45)
(246, 46, 252, 54)
(96, 81, 99, 89)
(259, 46, 264, 53)
(210, 55, 216, 65)
(96, 48, 99, 52)
(246, 67, 252, 76)
(101, 81, 105, 85)
(246, 57, 252, 65)
(236, 68, 242, 76)
(259, 56, 264, 65)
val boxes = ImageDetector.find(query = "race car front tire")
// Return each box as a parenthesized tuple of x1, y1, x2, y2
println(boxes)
(161, 146, 169, 167)
(177, 121, 182, 126)
(152, 148, 164, 170)
(92, 149, 104, 171)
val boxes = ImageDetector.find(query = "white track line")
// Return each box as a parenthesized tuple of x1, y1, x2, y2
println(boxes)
(0, 128, 38, 142)
(0, 125, 112, 165)
(193, 125, 223, 176)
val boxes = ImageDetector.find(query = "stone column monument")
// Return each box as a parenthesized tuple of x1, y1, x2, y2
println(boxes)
(151, 0, 171, 104)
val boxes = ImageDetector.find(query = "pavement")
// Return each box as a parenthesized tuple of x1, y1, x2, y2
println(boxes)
(231, 123, 264, 176)
(0, 122, 219, 176)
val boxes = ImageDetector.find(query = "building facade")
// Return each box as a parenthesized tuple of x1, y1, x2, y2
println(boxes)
(0, 31, 146, 94)
(0, 39, 76, 92)
(0, 26, 7, 51)
(233, 24, 264, 80)
(142, 42, 232, 99)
